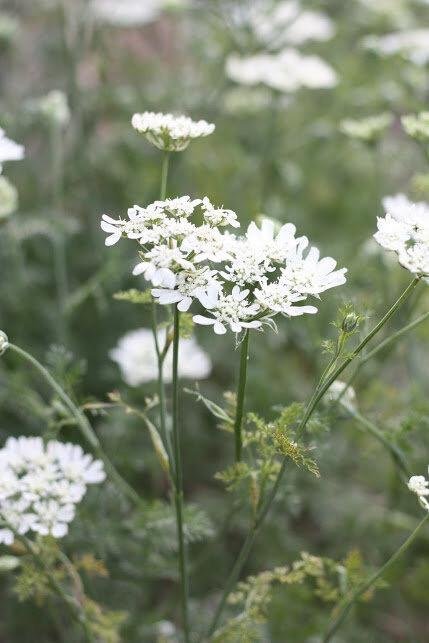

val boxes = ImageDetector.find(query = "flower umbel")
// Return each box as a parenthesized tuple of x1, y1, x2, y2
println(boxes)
(408, 469, 429, 511)
(131, 111, 215, 151)
(0, 437, 105, 544)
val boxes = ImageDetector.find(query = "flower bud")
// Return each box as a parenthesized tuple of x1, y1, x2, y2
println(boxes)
(341, 313, 359, 334)
(0, 331, 9, 356)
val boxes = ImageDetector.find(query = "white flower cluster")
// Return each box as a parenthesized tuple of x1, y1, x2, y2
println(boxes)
(131, 112, 215, 152)
(0, 437, 105, 544)
(247, 0, 335, 48)
(0, 128, 24, 175)
(374, 194, 429, 282)
(408, 469, 429, 511)
(110, 328, 212, 385)
(364, 29, 429, 66)
(226, 48, 338, 93)
(101, 191, 346, 335)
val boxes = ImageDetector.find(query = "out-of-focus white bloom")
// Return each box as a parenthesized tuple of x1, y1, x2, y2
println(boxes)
(0, 175, 18, 219)
(408, 469, 429, 511)
(364, 30, 429, 66)
(340, 113, 393, 143)
(374, 194, 429, 281)
(131, 112, 215, 152)
(0, 437, 105, 544)
(325, 380, 357, 412)
(226, 48, 338, 93)
(0, 128, 24, 174)
(91, 0, 162, 26)
(0, 12, 19, 45)
(109, 328, 212, 385)
(28, 90, 70, 127)
(401, 112, 429, 141)
(251, 1, 335, 48)
(0, 331, 9, 355)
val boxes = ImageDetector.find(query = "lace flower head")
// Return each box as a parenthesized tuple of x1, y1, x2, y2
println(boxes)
(0, 437, 105, 544)
(131, 112, 215, 151)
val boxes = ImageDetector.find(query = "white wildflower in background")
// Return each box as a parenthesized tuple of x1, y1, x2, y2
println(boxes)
(0, 437, 105, 544)
(374, 194, 429, 282)
(0, 176, 18, 219)
(249, 0, 335, 48)
(340, 113, 393, 143)
(225, 49, 338, 93)
(131, 112, 215, 151)
(109, 328, 212, 385)
(364, 30, 429, 66)
(0, 128, 25, 174)
(91, 0, 162, 26)
(28, 90, 71, 127)
(325, 380, 357, 412)
(408, 469, 429, 511)
(401, 112, 429, 142)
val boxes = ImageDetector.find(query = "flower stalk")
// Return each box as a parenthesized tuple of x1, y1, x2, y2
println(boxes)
(233, 329, 250, 462)
(322, 512, 429, 642)
(171, 305, 190, 641)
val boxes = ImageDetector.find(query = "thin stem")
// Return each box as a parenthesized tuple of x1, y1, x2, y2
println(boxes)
(151, 303, 174, 472)
(206, 277, 420, 635)
(323, 513, 429, 642)
(234, 330, 250, 463)
(149, 151, 172, 470)
(160, 152, 170, 201)
(171, 306, 190, 641)
(7, 343, 141, 507)
(50, 122, 69, 345)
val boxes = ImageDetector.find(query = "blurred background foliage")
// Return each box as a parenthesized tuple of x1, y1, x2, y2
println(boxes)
(1, 0, 429, 641)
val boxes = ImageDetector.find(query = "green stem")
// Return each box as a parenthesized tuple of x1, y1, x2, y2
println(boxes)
(160, 152, 170, 201)
(234, 330, 250, 463)
(7, 343, 141, 507)
(171, 306, 190, 641)
(206, 277, 420, 635)
(150, 151, 171, 469)
(323, 513, 429, 642)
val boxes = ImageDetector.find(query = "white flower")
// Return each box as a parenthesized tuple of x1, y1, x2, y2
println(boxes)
(201, 197, 240, 228)
(226, 49, 338, 93)
(133, 246, 194, 287)
(0, 175, 18, 219)
(109, 328, 212, 385)
(131, 112, 215, 151)
(364, 30, 429, 66)
(28, 90, 70, 127)
(249, 1, 335, 48)
(374, 194, 429, 280)
(325, 380, 357, 412)
(0, 437, 105, 543)
(0, 128, 24, 173)
(280, 241, 347, 296)
(408, 470, 429, 511)
(193, 286, 262, 335)
(254, 279, 318, 317)
(91, 0, 162, 26)
(152, 267, 220, 312)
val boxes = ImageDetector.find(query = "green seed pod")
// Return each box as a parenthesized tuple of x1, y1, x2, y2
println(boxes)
(342, 313, 359, 334)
